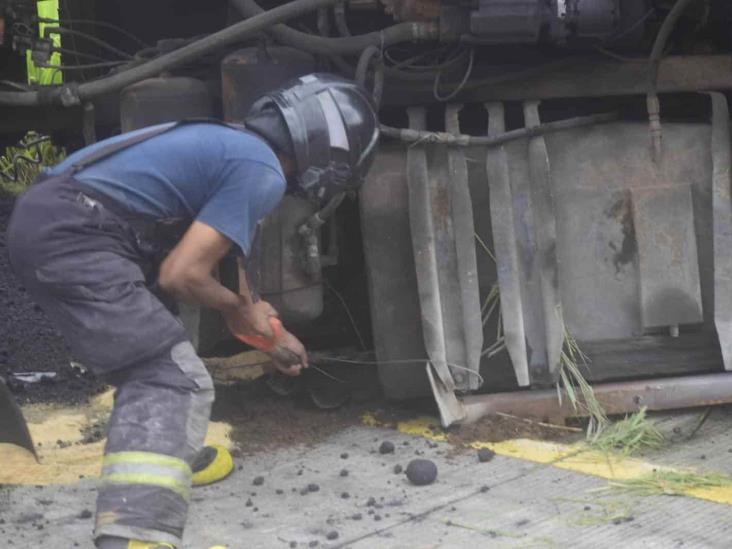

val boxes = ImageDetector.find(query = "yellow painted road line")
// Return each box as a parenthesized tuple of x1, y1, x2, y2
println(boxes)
(363, 413, 732, 506)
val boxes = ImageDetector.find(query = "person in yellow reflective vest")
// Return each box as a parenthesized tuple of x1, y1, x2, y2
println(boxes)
(26, 0, 63, 86)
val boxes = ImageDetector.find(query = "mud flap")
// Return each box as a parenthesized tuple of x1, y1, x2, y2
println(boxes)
(0, 378, 37, 459)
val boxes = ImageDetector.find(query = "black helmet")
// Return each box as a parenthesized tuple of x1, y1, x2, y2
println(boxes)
(245, 73, 380, 202)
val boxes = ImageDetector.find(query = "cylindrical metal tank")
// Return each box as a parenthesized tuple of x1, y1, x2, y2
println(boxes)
(223, 45, 323, 323)
(119, 76, 217, 352)
(120, 76, 213, 132)
(221, 46, 315, 122)
(248, 196, 324, 324)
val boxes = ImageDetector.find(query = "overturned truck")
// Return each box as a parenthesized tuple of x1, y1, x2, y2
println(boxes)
(1, 0, 732, 426)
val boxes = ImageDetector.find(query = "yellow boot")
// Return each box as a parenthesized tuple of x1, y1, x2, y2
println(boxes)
(128, 542, 175, 549)
(192, 444, 234, 486)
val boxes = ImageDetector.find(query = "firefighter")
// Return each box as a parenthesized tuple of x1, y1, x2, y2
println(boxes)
(6, 74, 379, 549)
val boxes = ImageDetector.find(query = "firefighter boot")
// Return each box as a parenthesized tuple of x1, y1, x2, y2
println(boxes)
(192, 444, 234, 486)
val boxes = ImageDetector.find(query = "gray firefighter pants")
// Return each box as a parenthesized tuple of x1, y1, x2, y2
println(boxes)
(6, 174, 214, 546)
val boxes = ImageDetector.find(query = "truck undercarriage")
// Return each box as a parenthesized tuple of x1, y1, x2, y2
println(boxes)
(1, 0, 732, 427)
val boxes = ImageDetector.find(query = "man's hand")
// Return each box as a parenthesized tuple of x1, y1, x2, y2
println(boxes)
(268, 329, 308, 376)
(223, 300, 278, 340)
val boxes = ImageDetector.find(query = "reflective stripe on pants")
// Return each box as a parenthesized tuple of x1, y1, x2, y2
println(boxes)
(101, 452, 193, 502)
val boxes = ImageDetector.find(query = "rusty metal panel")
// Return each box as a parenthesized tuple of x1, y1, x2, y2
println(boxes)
(405, 105, 483, 396)
(532, 121, 713, 342)
(632, 185, 703, 329)
(709, 92, 732, 371)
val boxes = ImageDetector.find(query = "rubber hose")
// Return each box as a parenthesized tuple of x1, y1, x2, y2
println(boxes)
(334, 3, 351, 37)
(647, 0, 698, 160)
(380, 111, 618, 147)
(231, 0, 438, 55)
(0, 0, 344, 107)
(355, 45, 384, 106)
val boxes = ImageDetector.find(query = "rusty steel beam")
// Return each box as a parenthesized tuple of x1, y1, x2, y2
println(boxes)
(385, 55, 732, 104)
(460, 372, 732, 424)
(480, 54, 732, 101)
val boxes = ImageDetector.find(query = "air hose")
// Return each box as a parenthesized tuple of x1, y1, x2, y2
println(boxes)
(0, 0, 346, 107)
(231, 0, 438, 56)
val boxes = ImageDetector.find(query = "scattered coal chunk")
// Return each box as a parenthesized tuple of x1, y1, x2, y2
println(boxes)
(366, 497, 376, 507)
(340, 452, 349, 459)
(480, 485, 490, 493)
(276, 489, 284, 495)
(78, 509, 92, 520)
(393, 464, 403, 474)
(351, 513, 362, 520)
(245, 498, 253, 507)
(379, 441, 395, 454)
(307, 483, 320, 493)
(252, 476, 264, 486)
(326, 531, 339, 540)
(340, 492, 350, 499)
(339, 469, 349, 477)
(405, 459, 437, 486)
(477, 448, 495, 463)
(290, 542, 297, 548)
(308, 541, 319, 547)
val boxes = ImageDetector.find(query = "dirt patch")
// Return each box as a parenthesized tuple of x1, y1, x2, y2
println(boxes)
(446, 414, 576, 447)
(212, 379, 378, 454)
(0, 190, 105, 405)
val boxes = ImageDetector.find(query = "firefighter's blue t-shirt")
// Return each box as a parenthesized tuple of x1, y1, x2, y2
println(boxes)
(46, 122, 286, 255)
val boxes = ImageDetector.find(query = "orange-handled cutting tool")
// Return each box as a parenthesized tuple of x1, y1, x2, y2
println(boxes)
(234, 315, 284, 352)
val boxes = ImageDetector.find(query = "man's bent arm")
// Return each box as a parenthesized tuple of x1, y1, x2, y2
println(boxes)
(158, 221, 242, 314)
(158, 221, 307, 373)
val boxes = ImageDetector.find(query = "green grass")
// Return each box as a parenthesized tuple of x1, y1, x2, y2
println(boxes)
(590, 407, 665, 456)
(0, 132, 65, 195)
(607, 469, 732, 497)
(557, 329, 608, 440)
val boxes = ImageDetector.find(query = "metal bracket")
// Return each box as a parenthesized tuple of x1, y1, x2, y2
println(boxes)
(484, 102, 530, 386)
(406, 104, 487, 425)
(486, 101, 563, 386)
